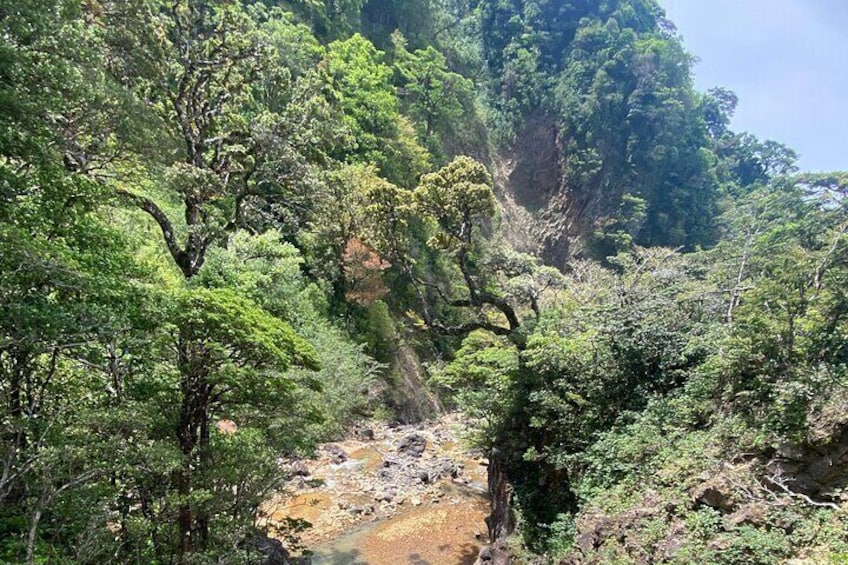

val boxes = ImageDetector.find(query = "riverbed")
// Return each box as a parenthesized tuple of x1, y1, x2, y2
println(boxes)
(261, 415, 490, 564)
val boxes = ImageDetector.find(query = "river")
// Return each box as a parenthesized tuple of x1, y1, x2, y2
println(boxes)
(261, 415, 491, 564)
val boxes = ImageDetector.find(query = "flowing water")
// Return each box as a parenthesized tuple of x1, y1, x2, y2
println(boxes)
(309, 482, 488, 564)
(262, 416, 491, 564)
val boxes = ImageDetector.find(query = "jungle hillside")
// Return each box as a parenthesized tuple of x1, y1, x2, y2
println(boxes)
(2, 0, 847, 563)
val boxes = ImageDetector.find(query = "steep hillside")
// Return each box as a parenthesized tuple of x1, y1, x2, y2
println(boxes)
(2, 1, 845, 564)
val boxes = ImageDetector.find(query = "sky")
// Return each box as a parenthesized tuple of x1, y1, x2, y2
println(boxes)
(660, 0, 848, 172)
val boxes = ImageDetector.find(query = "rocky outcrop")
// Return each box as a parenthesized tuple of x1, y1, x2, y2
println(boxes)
(564, 491, 685, 564)
(495, 112, 614, 268)
(243, 535, 290, 565)
(485, 448, 515, 542)
(388, 343, 442, 424)
(690, 474, 738, 511)
(377, 450, 461, 491)
(324, 444, 348, 465)
(561, 426, 848, 564)
(475, 447, 515, 564)
(495, 113, 564, 263)
(764, 423, 848, 504)
(474, 539, 511, 565)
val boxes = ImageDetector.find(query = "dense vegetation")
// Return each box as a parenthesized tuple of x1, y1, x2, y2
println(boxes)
(1, 0, 846, 563)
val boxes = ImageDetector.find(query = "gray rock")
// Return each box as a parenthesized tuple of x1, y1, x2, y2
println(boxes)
(289, 460, 310, 477)
(325, 444, 348, 465)
(338, 460, 365, 473)
(243, 535, 290, 565)
(357, 427, 375, 441)
(375, 490, 395, 503)
(398, 433, 427, 457)
(474, 540, 510, 565)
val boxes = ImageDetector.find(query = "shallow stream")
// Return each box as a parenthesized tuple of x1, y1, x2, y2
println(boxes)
(309, 482, 488, 564)
(262, 416, 491, 564)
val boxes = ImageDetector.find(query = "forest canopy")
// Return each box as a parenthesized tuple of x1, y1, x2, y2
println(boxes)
(2, 0, 846, 563)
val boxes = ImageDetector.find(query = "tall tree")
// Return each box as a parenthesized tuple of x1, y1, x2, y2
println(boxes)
(94, 1, 328, 555)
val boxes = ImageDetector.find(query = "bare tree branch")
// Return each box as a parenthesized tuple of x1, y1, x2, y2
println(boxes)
(765, 471, 840, 510)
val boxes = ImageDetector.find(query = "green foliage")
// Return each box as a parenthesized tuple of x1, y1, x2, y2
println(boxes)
(392, 32, 476, 159)
(430, 331, 520, 444)
(175, 286, 320, 377)
(556, 14, 717, 252)
(326, 33, 430, 186)
(348, 165, 414, 262)
(360, 0, 436, 49)
(278, 0, 365, 39)
(477, 0, 726, 255)
(470, 175, 848, 558)
(363, 300, 397, 363)
(4, 1, 848, 563)
(702, 178, 848, 437)
(414, 155, 496, 247)
(288, 325, 384, 441)
(196, 231, 383, 442)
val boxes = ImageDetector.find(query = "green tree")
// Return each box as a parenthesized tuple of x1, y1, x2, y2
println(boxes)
(325, 33, 430, 186)
(554, 15, 717, 255)
(0, 2, 164, 560)
(392, 32, 474, 155)
(413, 156, 525, 341)
(93, 2, 332, 556)
(702, 175, 848, 434)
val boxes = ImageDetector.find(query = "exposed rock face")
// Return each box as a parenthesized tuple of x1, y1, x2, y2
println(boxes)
(496, 112, 618, 268)
(766, 423, 848, 503)
(505, 114, 562, 214)
(498, 111, 673, 267)
(388, 343, 442, 424)
(496, 114, 566, 265)
(475, 448, 515, 564)
(485, 448, 515, 542)
(564, 491, 679, 564)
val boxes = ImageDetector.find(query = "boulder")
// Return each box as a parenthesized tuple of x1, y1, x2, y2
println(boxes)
(727, 502, 768, 527)
(325, 444, 348, 465)
(398, 433, 427, 457)
(691, 476, 736, 511)
(375, 489, 396, 503)
(288, 460, 310, 477)
(357, 427, 375, 441)
(474, 539, 510, 565)
(243, 535, 290, 565)
(766, 424, 848, 501)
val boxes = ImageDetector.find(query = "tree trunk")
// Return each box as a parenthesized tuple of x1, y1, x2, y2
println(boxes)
(26, 497, 44, 565)
(176, 332, 213, 557)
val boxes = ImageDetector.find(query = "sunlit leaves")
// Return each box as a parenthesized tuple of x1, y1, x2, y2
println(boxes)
(414, 155, 495, 247)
